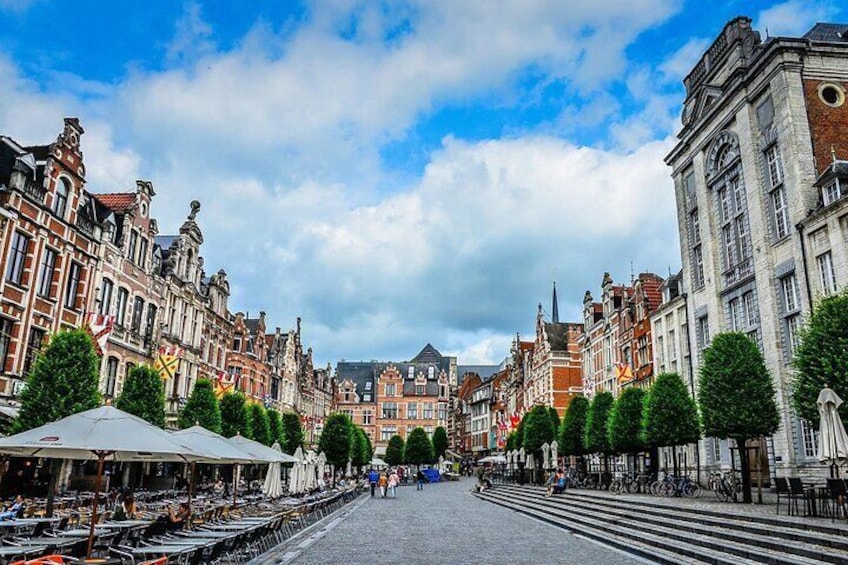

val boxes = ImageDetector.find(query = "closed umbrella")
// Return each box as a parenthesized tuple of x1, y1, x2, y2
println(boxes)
(263, 442, 285, 498)
(289, 447, 305, 494)
(542, 442, 551, 470)
(304, 451, 318, 492)
(550, 440, 559, 469)
(817, 385, 848, 476)
(0, 406, 207, 559)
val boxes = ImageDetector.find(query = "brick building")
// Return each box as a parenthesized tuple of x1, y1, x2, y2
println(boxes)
(226, 312, 269, 403)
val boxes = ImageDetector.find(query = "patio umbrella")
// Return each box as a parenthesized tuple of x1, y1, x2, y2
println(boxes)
(550, 440, 559, 468)
(289, 447, 305, 494)
(370, 457, 387, 468)
(304, 451, 317, 492)
(542, 442, 551, 470)
(518, 447, 525, 464)
(817, 385, 848, 476)
(262, 442, 285, 498)
(227, 434, 298, 504)
(0, 406, 207, 559)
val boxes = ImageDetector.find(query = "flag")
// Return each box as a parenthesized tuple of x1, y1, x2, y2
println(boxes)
(212, 370, 235, 399)
(84, 312, 114, 356)
(153, 344, 182, 381)
(616, 363, 633, 383)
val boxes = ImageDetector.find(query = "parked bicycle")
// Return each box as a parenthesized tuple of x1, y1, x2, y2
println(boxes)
(708, 471, 740, 502)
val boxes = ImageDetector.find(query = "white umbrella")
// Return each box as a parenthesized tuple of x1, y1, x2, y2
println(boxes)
(817, 385, 848, 473)
(526, 453, 535, 470)
(263, 442, 285, 498)
(0, 406, 207, 559)
(227, 434, 299, 463)
(370, 457, 388, 468)
(479, 455, 507, 464)
(550, 440, 559, 468)
(288, 447, 305, 494)
(542, 442, 551, 470)
(518, 447, 526, 464)
(304, 450, 318, 491)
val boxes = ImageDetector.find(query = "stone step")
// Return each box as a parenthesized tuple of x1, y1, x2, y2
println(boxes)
(479, 489, 837, 565)
(493, 484, 848, 556)
(475, 490, 754, 565)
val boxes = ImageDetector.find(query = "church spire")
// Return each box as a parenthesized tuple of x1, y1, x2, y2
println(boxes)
(552, 281, 559, 323)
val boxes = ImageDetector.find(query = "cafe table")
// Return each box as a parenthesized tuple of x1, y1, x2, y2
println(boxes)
(0, 544, 47, 560)
(130, 543, 194, 559)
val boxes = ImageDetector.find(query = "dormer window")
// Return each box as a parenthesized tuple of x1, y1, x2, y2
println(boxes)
(53, 178, 69, 218)
(408, 367, 415, 380)
(823, 179, 842, 206)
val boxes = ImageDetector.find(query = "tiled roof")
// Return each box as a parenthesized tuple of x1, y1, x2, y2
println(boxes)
(544, 322, 570, 351)
(23, 145, 51, 160)
(93, 192, 136, 212)
(803, 23, 848, 42)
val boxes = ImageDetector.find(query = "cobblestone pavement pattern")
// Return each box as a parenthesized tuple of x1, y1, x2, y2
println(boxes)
(272, 478, 646, 565)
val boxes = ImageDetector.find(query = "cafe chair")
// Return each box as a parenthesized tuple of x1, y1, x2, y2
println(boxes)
(773, 477, 791, 515)
(788, 477, 811, 516)
(826, 478, 847, 521)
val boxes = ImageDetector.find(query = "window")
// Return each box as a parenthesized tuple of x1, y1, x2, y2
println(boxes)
(823, 180, 842, 206)
(131, 296, 144, 332)
(98, 278, 113, 315)
(438, 402, 447, 421)
(363, 393, 372, 402)
(5, 232, 29, 285)
(415, 384, 425, 396)
(692, 245, 704, 288)
(37, 248, 57, 297)
(781, 274, 799, 312)
(64, 262, 82, 309)
(786, 315, 801, 356)
(232, 335, 242, 352)
(115, 288, 129, 326)
(408, 367, 415, 379)
(380, 426, 396, 441)
(381, 402, 398, 419)
(23, 328, 45, 376)
(743, 292, 757, 327)
(53, 178, 69, 218)
(719, 187, 732, 222)
(365, 381, 372, 390)
(104, 356, 118, 397)
(668, 329, 677, 360)
(817, 252, 837, 295)
(137, 238, 148, 269)
(712, 438, 722, 464)
(440, 384, 447, 398)
(800, 420, 819, 459)
(728, 298, 740, 331)
(408, 403, 418, 419)
(127, 230, 138, 263)
(428, 366, 435, 379)
(423, 403, 434, 419)
(363, 410, 372, 425)
(0, 319, 13, 372)
(144, 304, 157, 338)
(771, 187, 789, 239)
(385, 383, 396, 397)
(765, 145, 783, 188)
(697, 316, 711, 350)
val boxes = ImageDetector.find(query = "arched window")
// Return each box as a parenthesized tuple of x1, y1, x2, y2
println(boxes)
(105, 356, 119, 397)
(53, 178, 69, 218)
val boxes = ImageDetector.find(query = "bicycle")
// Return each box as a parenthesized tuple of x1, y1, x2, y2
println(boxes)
(659, 475, 701, 498)
(710, 471, 740, 502)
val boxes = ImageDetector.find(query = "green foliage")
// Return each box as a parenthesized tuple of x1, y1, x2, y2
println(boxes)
(385, 434, 405, 466)
(351, 427, 370, 468)
(267, 409, 284, 450)
(177, 378, 221, 433)
(432, 426, 448, 459)
(220, 392, 250, 439)
(14, 329, 101, 433)
(505, 430, 516, 453)
(362, 429, 373, 463)
(115, 364, 166, 428)
(607, 387, 646, 454)
(548, 407, 561, 434)
(404, 427, 434, 466)
(319, 413, 353, 469)
(699, 333, 780, 441)
(522, 405, 555, 458)
(248, 403, 272, 446)
(514, 416, 525, 450)
(282, 412, 305, 454)
(643, 373, 701, 448)
(792, 290, 848, 425)
(584, 392, 614, 454)
(558, 397, 589, 457)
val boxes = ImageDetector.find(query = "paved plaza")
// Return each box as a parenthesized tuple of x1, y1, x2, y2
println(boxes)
(262, 478, 647, 564)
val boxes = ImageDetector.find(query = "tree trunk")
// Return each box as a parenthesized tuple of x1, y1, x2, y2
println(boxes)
(673, 447, 679, 477)
(736, 437, 752, 503)
(45, 459, 61, 517)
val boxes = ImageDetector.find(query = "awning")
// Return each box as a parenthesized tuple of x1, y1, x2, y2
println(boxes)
(0, 405, 19, 420)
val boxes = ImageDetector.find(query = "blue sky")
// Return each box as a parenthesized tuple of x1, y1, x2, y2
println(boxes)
(1, 0, 845, 367)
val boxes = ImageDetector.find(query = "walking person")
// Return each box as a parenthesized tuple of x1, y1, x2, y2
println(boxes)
(368, 468, 379, 497)
(388, 468, 399, 498)
(378, 472, 388, 498)
(416, 469, 426, 490)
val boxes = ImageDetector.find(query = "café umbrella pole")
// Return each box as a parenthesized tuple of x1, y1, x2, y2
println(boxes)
(86, 450, 112, 559)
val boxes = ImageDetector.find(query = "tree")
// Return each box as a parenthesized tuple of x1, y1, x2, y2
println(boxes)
(351, 427, 370, 469)
(362, 429, 373, 465)
(559, 397, 589, 458)
(385, 435, 405, 466)
(282, 412, 305, 454)
(607, 387, 646, 456)
(14, 329, 101, 433)
(548, 407, 561, 434)
(513, 415, 525, 450)
(177, 378, 221, 433)
(405, 427, 434, 469)
(115, 364, 166, 428)
(267, 409, 285, 449)
(792, 290, 848, 425)
(505, 430, 516, 453)
(220, 392, 250, 438)
(319, 414, 353, 484)
(699, 332, 780, 503)
(248, 403, 271, 446)
(584, 392, 614, 455)
(523, 405, 555, 461)
(642, 373, 700, 472)
(13, 329, 101, 517)
(432, 426, 448, 460)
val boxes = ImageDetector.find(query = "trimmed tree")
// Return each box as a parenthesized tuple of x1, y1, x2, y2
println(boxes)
(643, 372, 701, 475)
(792, 290, 848, 425)
(548, 407, 561, 435)
(220, 392, 250, 439)
(505, 430, 516, 453)
(385, 434, 405, 466)
(282, 412, 305, 454)
(405, 427, 434, 470)
(249, 403, 272, 446)
(559, 396, 589, 459)
(361, 428, 373, 465)
(267, 409, 285, 450)
(319, 414, 353, 485)
(699, 333, 780, 503)
(608, 387, 647, 458)
(513, 415, 525, 450)
(584, 392, 614, 456)
(177, 378, 221, 433)
(432, 426, 448, 460)
(14, 329, 101, 516)
(116, 364, 166, 428)
(351, 427, 370, 470)
(523, 405, 555, 483)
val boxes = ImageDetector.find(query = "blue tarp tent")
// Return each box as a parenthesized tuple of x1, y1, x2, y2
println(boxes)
(423, 468, 441, 483)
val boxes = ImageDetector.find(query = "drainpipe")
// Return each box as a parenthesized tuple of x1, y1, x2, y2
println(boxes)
(681, 291, 701, 486)
(795, 223, 815, 314)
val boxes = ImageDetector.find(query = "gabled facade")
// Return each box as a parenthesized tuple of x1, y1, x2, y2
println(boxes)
(226, 311, 269, 404)
(526, 302, 583, 413)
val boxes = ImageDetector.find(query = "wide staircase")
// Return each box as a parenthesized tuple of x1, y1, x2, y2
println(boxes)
(474, 484, 848, 565)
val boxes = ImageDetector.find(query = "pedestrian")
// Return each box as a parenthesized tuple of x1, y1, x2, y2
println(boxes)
(378, 472, 388, 498)
(416, 469, 426, 490)
(368, 467, 379, 497)
(388, 468, 399, 498)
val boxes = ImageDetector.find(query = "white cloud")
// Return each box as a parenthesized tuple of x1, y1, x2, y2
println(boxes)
(756, 0, 839, 38)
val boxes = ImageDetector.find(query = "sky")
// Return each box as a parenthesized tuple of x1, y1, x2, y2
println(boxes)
(1, 0, 846, 368)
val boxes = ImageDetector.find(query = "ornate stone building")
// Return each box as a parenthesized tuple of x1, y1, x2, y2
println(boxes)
(198, 269, 232, 385)
(226, 312, 269, 404)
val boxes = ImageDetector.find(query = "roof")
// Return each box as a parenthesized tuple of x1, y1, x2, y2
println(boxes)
(23, 145, 51, 160)
(457, 365, 500, 384)
(245, 318, 262, 335)
(410, 343, 442, 364)
(93, 192, 135, 212)
(803, 23, 848, 42)
(335, 362, 379, 403)
(154, 235, 176, 250)
(544, 322, 570, 351)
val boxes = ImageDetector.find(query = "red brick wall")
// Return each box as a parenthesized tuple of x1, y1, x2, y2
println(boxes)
(804, 79, 848, 173)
